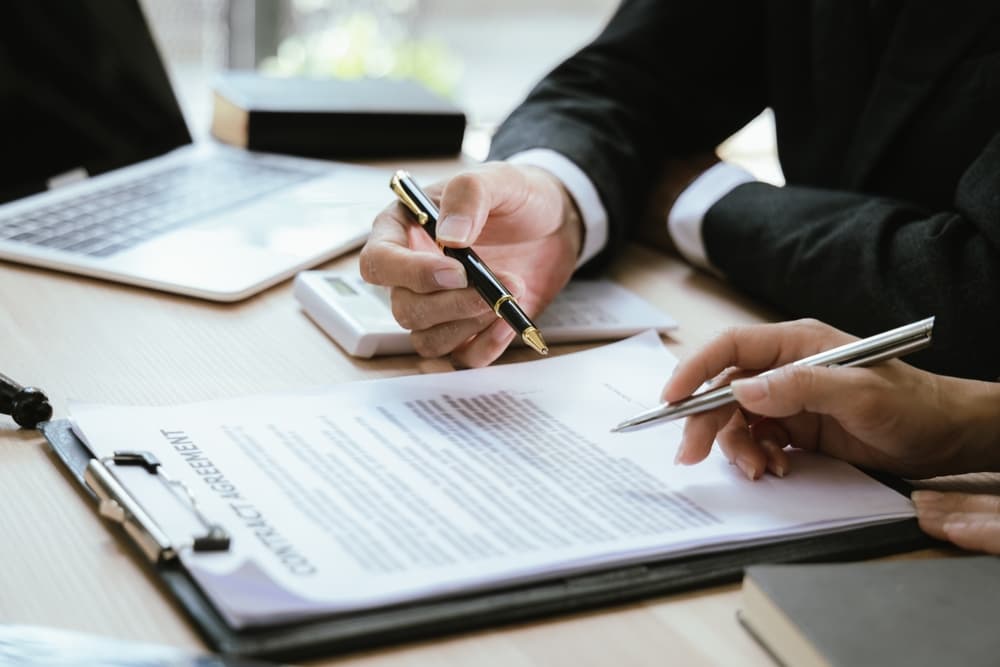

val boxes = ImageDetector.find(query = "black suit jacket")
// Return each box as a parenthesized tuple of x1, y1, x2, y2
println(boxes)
(488, 0, 1000, 380)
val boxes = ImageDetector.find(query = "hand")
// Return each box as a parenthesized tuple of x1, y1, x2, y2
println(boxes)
(359, 162, 583, 367)
(913, 490, 1000, 554)
(661, 319, 1000, 480)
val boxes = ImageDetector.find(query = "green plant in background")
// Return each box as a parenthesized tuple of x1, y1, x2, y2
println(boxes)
(259, 8, 462, 98)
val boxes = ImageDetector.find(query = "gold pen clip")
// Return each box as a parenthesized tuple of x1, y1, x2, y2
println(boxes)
(390, 170, 429, 226)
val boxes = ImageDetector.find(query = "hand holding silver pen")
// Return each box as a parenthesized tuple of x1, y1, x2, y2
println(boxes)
(619, 316, 993, 482)
(614, 317, 935, 432)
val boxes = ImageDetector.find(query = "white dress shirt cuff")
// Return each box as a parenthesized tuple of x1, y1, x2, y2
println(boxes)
(507, 149, 608, 269)
(667, 162, 756, 271)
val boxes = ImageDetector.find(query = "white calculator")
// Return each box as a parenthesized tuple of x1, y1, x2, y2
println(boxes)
(294, 271, 678, 358)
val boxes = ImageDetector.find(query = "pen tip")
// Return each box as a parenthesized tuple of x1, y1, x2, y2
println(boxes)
(522, 328, 548, 356)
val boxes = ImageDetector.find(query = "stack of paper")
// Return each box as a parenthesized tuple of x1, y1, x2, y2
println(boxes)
(70, 332, 914, 628)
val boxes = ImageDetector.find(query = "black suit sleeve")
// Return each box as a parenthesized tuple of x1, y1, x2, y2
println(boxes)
(705, 131, 1000, 380)
(487, 0, 767, 269)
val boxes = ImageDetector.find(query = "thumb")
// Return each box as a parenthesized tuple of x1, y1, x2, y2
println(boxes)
(437, 164, 550, 247)
(436, 171, 491, 247)
(731, 365, 868, 419)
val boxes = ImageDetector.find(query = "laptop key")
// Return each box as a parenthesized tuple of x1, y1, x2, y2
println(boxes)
(62, 237, 112, 254)
(87, 242, 133, 258)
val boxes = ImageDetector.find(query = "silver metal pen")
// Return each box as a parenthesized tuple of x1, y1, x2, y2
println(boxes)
(612, 316, 935, 433)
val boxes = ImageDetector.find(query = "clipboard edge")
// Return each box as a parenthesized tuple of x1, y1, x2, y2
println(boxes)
(39, 418, 933, 660)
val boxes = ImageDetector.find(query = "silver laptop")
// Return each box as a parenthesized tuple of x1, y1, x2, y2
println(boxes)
(0, 1, 389, 302)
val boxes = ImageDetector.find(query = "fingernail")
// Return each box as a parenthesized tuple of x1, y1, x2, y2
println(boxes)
(434, 267, 467, 289)
(761, 439, 786, 478)
(674, 446, 685, 465)
(736, 456, 759, 481)
(911, 490, 943, 504)
(436, 215, 473, 244)
(732, 377, 767, 402)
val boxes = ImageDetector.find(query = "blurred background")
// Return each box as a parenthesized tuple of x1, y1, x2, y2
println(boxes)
(139, 0, 780, 181)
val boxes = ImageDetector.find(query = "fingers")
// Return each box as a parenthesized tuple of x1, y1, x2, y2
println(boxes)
(750, 418, 792, 478)
(402, 272, 526, 365)
(941, 516, 1000, 554)
(451, 319, 518, 368)
(676, 408, 791, 480)
(913, 490, 1000, 554)
(717, 412, 768, 480)
(662, 319, 853, 403)
(676, 404, 740, 466)
(729, 364, 881, 420)
(390, 285, 492, 331)
(410, 309, 502, 360)
(913, 489, 1000, 515)
(360, 203, 468, 293)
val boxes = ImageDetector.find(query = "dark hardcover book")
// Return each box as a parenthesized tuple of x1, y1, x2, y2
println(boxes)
(740, 557, 1000, 667)
(211, 71, 466, 159)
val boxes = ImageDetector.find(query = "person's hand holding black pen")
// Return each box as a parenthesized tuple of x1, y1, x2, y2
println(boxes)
(652, 318, 1000, 482)
(389, 170, 548, 355)
(360, 163, 584, 367)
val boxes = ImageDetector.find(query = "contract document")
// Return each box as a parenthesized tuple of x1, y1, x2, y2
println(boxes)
(69, 331, 914, 629)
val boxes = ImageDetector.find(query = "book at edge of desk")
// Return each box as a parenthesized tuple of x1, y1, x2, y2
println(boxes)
(739, 556, 1000, 667)
(211, 71, 467, 159)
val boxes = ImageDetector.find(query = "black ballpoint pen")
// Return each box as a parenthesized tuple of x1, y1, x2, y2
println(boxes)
(389, 170, 548, 355)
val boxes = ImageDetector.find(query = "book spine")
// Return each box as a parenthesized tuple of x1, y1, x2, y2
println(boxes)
(246, 111, 466, 159)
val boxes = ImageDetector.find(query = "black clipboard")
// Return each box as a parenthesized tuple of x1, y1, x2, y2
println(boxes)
(41, 418, 932, 662)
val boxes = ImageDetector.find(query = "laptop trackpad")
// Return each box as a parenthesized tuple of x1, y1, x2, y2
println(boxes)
(108, 190, 381, 297)
(189, 195, 378, 255)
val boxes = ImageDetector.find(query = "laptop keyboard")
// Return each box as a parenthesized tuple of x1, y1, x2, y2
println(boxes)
(0, 157, 318, 258)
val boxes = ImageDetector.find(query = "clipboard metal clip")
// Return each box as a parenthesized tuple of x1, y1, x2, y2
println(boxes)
(84, 450, 230, 563)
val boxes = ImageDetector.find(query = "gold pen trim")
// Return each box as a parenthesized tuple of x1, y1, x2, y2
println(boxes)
(493, 294, 513, 316)
(390, 171, 429, 225)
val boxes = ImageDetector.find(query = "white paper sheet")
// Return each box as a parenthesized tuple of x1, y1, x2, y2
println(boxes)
(70, 331, 914, 628)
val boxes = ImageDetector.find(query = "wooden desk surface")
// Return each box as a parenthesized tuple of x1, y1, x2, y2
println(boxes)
(0, 189, 956, 666)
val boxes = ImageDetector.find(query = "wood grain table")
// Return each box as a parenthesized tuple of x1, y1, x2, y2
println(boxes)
(0, 159, 973, 666)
